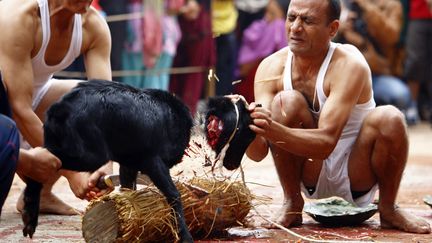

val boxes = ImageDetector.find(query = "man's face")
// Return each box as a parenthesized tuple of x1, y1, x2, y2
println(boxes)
(64, 0, 93, 14)
(286, 0, 335, 56)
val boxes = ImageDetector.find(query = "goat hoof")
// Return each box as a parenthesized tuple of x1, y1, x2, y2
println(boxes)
(22, 209, 37, 238)
(22, 224, 35, 238)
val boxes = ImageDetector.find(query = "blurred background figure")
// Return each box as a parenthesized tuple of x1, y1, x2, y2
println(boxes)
(404, 0, 432, 125)
(140, 0, 184, 90)
(170, 0, 216, 114)
(212, 0, 238, 96)
(235, 0, 289, 103)
(337, 0, 412, 122)
(121, 0, 163, 89)
(121, 0, 149, 88)
(235, 0, 269, 45)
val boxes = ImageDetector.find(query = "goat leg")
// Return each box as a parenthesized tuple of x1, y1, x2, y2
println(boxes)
(22, 179, 43, 238)
(145, 157, 193, 243)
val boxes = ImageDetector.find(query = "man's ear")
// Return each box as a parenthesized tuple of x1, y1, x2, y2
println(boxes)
(329, 19, 340, 38)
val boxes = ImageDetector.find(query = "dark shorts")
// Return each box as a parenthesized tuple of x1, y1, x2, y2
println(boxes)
(0, 73, 19, 215)
(404, 20, 432, 83)
(0, 73, 12, 117)
(0, 114, 19, 215)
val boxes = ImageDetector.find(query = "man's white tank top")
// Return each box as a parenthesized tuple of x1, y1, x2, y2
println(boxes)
(31, 0, 82, 93)
(283, 42, 376, 139)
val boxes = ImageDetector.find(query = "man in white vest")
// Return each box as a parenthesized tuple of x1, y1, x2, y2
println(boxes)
(246, 0, 431, 234)
(0, 0, 113, 215)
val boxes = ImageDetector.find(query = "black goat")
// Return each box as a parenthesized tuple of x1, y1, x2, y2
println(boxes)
(204, 96, 256, 170)
(22, 80, 194, 242)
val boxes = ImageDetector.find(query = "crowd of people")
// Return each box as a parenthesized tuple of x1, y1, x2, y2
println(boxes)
(72, 0, 431, 124)
(0, 0, 431, 238)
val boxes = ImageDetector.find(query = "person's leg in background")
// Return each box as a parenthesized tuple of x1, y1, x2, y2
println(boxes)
(142, 52, 173, 90)
(0, 115, 20, 217)
(158, 52, 174, 91)
(373, 75, 412, 114)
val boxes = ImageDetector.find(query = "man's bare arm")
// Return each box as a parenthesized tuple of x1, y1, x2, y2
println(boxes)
(0, 6, 44, 147)
(83, 8, 112, 80)
(251, 48, 371, 160)
(245, 51, 286, 162)
(60, 9, 113, 199)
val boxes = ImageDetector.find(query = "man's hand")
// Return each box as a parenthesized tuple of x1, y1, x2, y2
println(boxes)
(61, 162, 114, 201)
(248, 102, 273, 135)
(17, 148, 62, 183)
(85, 163, 114, 200)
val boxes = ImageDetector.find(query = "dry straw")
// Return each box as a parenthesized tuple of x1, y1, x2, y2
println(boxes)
(82, 177, 254, 243)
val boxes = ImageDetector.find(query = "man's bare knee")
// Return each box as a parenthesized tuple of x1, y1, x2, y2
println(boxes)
(374, 106, 407, 140)
(271, 90, 313, 127)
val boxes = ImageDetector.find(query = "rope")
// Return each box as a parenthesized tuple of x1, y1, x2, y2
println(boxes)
(54, 66, 210, 78)
(105, 11, 146, 23)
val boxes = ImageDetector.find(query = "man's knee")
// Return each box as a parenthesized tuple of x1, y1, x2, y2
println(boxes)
(271, 90, 313, 127)
(370, 105, 407, 140)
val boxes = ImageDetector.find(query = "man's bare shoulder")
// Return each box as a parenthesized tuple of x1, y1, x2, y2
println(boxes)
(81, 7, 110, 49)
(255, 47, 289, 82)
(337, 44, 368, 68)
(0, 0, 38, 51)
(332, 43, 371, 76)
(0, 0, 38, 22)
(327, 43, 373, 102)
(82, 7, 110, 35)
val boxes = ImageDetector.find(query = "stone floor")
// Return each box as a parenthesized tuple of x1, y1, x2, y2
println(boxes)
(1, 122, 432, 242)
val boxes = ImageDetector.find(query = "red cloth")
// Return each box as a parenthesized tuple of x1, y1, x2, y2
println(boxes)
(409, 0, 432, 19)
(234, 63, 259, 103)
(169, 4, 215, 114)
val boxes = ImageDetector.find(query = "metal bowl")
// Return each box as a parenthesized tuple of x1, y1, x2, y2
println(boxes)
(304, 198, 378, 226)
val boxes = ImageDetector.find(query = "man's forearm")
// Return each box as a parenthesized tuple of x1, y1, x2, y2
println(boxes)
(246, 136, 269, 162)
(16, 149, 32, 176)
(12, 108, 44, 147)
(60, 161, 114, 180)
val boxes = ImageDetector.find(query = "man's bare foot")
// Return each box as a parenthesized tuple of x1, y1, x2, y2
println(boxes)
(380, 205, 431, 233)
(16, 191, 80, 215)
(262, 201, 303, 229)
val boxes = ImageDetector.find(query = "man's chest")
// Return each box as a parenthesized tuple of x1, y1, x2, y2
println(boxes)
(32, 18, 86, 65)
(291, 73, 319, 107)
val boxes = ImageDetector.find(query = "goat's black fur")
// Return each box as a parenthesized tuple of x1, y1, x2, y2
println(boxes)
(22, 80, 194, 242)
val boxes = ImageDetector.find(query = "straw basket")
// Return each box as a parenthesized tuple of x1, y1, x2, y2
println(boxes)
(82, 178, 253, 242)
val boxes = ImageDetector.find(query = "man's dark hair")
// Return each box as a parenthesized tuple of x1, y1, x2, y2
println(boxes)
(327, 0, 341, 22)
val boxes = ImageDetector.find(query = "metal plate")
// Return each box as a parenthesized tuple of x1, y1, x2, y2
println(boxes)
(304, 198, 378, 226)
